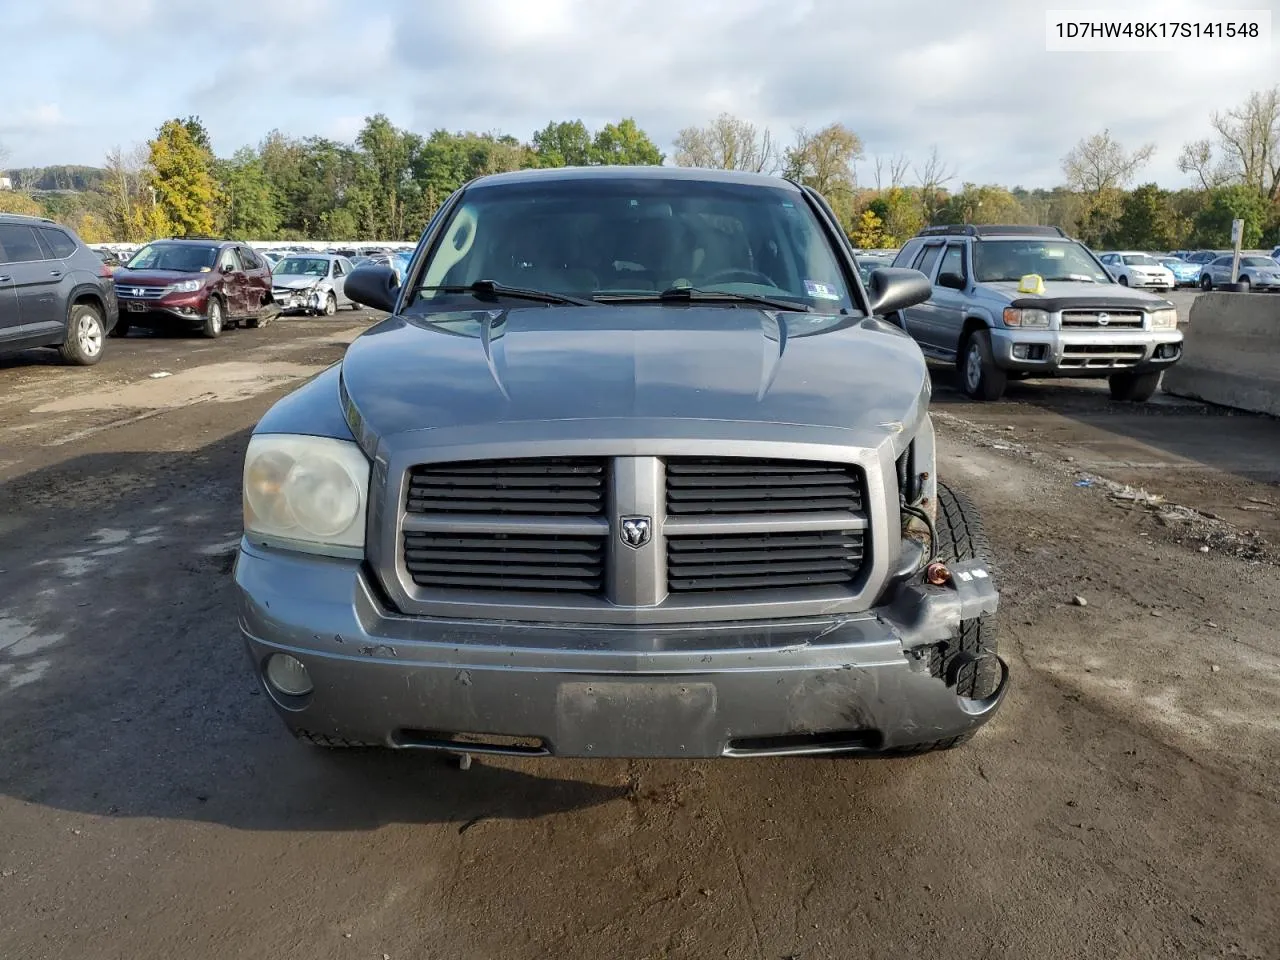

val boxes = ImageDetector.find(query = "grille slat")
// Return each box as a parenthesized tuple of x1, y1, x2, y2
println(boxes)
(668, 530, 866, 593)
(667, 458, 863, 516)
(406, 458, 606, 516)
(403, 530, 604, 594)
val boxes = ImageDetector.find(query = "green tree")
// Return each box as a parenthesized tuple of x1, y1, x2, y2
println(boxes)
(532, 120, 594, 167)
(1191, 185, 1270, 247)
(592, 118, 664, 165)
(935, 183, 1028, 226)
(216, 148, 279, 238)
(0, 192, 42, 216)
(181, 116, 214, 154)
(866, 187, 924, 246)
(850, 208, 886, 248)
(784, 123, 863, 197)
(1107, 183, 1177, 249)
(148, 119, 218, 236)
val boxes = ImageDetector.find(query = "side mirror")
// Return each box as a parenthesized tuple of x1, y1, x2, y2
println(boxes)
(220, 263, 233, 274)
(865, 267, 933, 316)
(937, 272, 965, 291)
(344, 263, 400, 313)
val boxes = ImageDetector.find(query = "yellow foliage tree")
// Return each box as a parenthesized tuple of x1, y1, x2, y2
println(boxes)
(148, 119, 218, 237)
(850, 209, 886, 248)
(0, 191, 43, 216)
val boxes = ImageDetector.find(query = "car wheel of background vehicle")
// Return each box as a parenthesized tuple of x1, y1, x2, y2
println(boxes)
(894, 482, 1001, 755)
(1201, 275, 1213, 291)
(201, 297, 224, 339)
(959, 330, 1006, 401)
(109, 319, 131, 338)
(1118, 274, 1128, 286)
(1109, 370, 1162, 402)
(324, 292, 337, 316)
(59, 303, 105, 366)
(1238, 276, 1251, 292)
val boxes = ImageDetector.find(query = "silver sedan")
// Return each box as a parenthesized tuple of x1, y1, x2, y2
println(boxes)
(270, 254, 361, 315)
(1200, 255, 1280, 292)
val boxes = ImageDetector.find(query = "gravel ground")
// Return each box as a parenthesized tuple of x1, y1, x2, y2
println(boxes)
(0, 315, 1276, 960)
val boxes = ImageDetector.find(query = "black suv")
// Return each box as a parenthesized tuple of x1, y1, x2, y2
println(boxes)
(0, 213, 119, 365)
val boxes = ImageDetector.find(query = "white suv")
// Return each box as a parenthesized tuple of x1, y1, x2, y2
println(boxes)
(1097, 252, 1175, 291)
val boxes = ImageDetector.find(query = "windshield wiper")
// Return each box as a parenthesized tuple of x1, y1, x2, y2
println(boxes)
(597, 287, 813, 313)
(415, 280, 597, 307)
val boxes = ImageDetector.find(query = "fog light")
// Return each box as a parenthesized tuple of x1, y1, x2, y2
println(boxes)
(265, 654, 313, 696)
(1012, 344, 1029, 359)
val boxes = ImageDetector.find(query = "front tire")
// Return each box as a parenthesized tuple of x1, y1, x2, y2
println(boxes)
(201, 297, 224, 339)
(60, 303, 106, 366)
(1201, 274, 1213, 291)
(1109, 370, 1162, 402)
(323, 292, 337, 316)
(959, 330, 1007, 401)
(1238, 275, 1251, 292)
(898, 483, 1001, 754)
(1118, 274, 1129, 286)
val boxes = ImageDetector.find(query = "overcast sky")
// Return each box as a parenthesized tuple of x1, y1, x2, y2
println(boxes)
(2, 0, 1276, 190)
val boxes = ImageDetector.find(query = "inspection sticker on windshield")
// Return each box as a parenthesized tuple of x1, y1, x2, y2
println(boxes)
(804, 280, 841, 300)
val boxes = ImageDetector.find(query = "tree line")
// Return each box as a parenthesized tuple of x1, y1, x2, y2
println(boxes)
(2, 85, 1277, 251)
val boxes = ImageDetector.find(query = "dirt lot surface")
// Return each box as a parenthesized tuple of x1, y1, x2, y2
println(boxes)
(1, 315, 1277, 960)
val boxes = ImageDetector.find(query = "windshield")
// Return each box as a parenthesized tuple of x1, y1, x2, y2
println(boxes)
(125, 243, 218, 272)
(1160, 258, 1184, 266)
(972, 239, 1110, 283)
(1241, 257, 1276, 267)
(1122, 254, 1161, 266)
(412, 176, 854, 313)
(274, 257, 330, 276)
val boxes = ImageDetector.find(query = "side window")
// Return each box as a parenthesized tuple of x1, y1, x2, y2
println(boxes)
(332, 259, 344, 277)
(0, 223, 47, 263)
(219, 247, 242, 272)
(39, 228, 79, 260)
(892, 240, 922, 268)
(915, 244, 943, 279)
(938, 244, 964, 282)
(238, 247, 261, 269)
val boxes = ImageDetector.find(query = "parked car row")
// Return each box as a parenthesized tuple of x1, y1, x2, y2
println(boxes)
(2, 215, 393, 367)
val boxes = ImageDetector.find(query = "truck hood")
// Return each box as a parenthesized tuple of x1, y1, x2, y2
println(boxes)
(338, 305, 929, 443)
(985, 280, 1171, 307)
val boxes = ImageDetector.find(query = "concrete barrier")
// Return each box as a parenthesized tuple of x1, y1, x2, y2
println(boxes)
(1162, 292, 1280, 416)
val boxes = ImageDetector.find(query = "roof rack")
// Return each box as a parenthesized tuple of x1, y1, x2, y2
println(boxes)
(916, 224, 1068, 239)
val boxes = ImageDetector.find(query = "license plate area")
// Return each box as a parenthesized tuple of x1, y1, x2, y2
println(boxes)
(554, 680, 717, 757)
(126, 301, 146, 312)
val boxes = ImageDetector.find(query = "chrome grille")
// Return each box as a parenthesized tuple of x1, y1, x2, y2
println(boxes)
(406, 458, 607, 516)
(391, 451, 877, 621)
(666, 458, 863, 515)
(1060, 310, 1144, 329)
(403, 531, 604, 594)
(1060, 344, 1146, 369)
(116, 284, 166, 300)
(668, 529, 865, 592)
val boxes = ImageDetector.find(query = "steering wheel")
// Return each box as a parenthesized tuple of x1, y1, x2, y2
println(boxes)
(698, 267, 778, 288)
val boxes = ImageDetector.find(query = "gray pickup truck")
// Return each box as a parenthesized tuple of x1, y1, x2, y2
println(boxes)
(234, 166, 1007, 762)
(889, 225, 1184, 402)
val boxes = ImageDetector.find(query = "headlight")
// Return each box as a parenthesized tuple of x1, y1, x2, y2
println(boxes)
(167, 279, 202, 293)
(1002, 307, 1050, 328)
(1150, 308, 1178, 329)
(243, 435, 370, 555)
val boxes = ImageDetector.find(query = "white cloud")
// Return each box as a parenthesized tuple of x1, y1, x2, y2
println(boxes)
(2, 0, 1277, 188)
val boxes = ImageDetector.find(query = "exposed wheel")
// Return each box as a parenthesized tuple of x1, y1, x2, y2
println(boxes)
(959, 329, 1007, 401)
(893, 483, 1001, 755)
(1200, 274, 1212, 291)
(201, 297, 224, 339)
(1238, 275, 1251, 292)
(110, 319, 131, 338)
(60, 303, 105, 365)
(1109, 370, 1162, 402)
(1118, 274, 1129, 286)
(323, 292, 337, 316)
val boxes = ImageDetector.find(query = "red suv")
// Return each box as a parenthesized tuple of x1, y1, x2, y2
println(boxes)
(112, 238, 278, 338)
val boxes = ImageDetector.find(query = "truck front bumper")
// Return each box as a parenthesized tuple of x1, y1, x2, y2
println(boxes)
(235, 542, 1007, 758)
(990, 328, 1183, 376)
